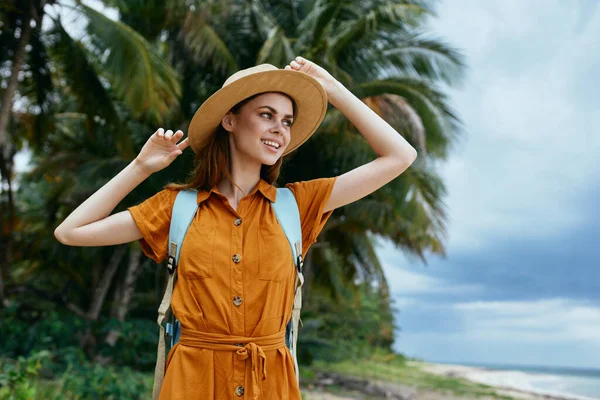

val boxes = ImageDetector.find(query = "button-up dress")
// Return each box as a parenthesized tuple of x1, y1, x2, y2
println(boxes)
(127, 177, 337, 399)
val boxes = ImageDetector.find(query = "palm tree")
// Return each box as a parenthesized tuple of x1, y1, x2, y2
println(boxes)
(9, 0, 465, 361)
(165, 0, 464, 304)
(0, 0, 181, 306)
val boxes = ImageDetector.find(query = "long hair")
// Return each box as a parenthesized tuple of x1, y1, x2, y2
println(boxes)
(166, 92, 298, 192)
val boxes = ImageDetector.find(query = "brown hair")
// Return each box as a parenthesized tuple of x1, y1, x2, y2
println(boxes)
(166, 92, 297, 192)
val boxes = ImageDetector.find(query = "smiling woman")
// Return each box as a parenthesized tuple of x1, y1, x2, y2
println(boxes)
(53, 58, 417, 400)
(163, 90, 299, 199)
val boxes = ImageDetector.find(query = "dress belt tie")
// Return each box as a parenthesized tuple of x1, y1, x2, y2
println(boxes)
(172, 327, 287, 399)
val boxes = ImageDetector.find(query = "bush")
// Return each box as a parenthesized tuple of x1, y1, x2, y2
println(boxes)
(0, 354, 152, 400)
(0, 351, 51, 400)
(0, 306, 157, 373)
(0, 306, 86, 360)
(55, 363, 152, 400)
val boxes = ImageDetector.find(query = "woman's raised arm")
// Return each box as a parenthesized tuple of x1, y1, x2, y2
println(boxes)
(285, 57, 418, 213)
(54, 128, 188, 246)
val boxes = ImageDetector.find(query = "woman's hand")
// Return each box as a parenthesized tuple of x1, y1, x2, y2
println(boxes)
(285, 56, 339, 98)
(134, 128, 189, 175)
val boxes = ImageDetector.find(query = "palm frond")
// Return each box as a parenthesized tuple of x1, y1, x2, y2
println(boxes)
(182, 10, 238, 75)
(382, 33, 466, 85)
(248, 0, 278, 39)
(364, 95, 426, 155)
(352, 77, 462, 159)
(329, 2, 428, 59)
(256, 26, 295, 67)
(74, 3, 181, 124)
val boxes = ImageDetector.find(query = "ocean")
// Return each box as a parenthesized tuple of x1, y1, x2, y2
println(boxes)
(445, 361, 600, 399)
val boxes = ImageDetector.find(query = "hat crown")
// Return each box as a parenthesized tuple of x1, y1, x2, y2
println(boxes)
(222, 64, 278, 88)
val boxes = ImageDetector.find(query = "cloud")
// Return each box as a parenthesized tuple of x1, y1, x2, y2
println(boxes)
(454, 299, 600, 343)
(393, 298, 600, 368)
(381, 2, 600, 370)
(423, 0, 600, 254)
(383, 262, 484, 296)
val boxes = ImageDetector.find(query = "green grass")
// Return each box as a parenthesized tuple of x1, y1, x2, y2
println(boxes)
(301, 354, 517, 400)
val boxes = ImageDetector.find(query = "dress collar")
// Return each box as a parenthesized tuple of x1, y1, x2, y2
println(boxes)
(195, 178, 277, 204)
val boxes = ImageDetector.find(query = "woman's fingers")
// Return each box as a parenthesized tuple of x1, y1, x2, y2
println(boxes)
(177, 137, 190, 150)
(152, 128, 188, 153)
(170, 130, 183, 143)
(154, 128, 184, 141)
(287, 56, 310, 72)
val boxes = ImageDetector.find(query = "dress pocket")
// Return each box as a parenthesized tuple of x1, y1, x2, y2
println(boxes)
(258, 223, 292, 283)
(178, 223, 215, 280)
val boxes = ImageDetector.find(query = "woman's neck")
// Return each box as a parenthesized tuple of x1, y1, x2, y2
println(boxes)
(216, 154, 262, 205)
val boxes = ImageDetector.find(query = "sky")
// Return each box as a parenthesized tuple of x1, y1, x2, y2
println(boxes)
(380, 0, 600, 369)
(11, 0, 600, 370)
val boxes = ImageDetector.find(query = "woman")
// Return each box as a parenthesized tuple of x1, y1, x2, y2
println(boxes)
(54, 56, 417, 399)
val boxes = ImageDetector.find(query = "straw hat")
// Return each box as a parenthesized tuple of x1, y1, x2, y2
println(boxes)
(188, 64, 328, 156)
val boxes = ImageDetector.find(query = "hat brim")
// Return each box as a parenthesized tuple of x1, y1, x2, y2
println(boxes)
(188, 69, 327, 156)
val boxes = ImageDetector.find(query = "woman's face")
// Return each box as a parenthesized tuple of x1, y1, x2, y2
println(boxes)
(222, 92, 294, 166)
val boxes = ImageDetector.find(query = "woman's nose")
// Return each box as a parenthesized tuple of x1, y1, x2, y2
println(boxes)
(270, 121, 285, 134)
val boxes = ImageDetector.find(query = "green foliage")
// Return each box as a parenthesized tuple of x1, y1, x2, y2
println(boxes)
(0, 306, 86, 360)
(0, 306, 157, 372)
(96, 318, 157, 371)
(299, 281, 397, 365)
(0, 351, 50, 400)
(0, 353, 152, 400)
(50, 363, 152, 400)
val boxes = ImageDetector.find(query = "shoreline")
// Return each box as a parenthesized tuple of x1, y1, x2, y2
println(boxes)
(415, 361, 599, 400)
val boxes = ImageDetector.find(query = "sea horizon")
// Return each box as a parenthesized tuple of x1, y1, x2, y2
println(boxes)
(436, 360, 600, 377)
(428, 359, 600, 399)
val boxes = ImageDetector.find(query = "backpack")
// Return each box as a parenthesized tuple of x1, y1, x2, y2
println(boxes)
(152, 188, 304, 399)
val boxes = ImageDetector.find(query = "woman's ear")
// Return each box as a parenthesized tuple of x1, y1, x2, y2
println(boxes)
(221, 112, 234, 132)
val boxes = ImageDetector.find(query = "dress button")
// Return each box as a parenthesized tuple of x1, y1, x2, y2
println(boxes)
(234, 218, 242, 226)
(235, 385, 244, 396)
(233, 296, 243, 306)
(232, 254, 241, 263)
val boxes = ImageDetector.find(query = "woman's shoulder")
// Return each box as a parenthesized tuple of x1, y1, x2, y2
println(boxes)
(130, 187, 181, 212)
(284, 177, 336, 197)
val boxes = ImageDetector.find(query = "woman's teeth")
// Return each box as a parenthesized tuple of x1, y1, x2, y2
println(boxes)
(261, 140, 280, 149)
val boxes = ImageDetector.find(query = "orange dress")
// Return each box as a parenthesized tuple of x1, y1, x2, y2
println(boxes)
(127, 177, 336, 399)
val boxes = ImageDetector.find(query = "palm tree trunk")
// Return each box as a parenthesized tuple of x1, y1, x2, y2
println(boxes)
(0, 144, 16, 308)
(302, 248, 315, 310)
(0, 4, 34, 308)
(80, 245, 127, 355)
(0, 5, 33, 148)
(104, 244, 143, 347)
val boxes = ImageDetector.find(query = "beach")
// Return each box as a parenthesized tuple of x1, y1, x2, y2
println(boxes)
(418, 362, 600, 400)
(301, 360, 600, 400)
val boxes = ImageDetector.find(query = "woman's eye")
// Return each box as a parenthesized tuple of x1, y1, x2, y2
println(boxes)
(261, 112, 292, 127)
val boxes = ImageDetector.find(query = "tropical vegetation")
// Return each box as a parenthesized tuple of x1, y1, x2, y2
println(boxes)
(0, 0, 464, 398)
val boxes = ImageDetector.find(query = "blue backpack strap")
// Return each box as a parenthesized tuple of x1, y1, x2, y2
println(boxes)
(165, 189, 198, 346)
(153, 189, 198, 399)
(271, 187, 303, 273)
(271, 187, 304, 384)
(166, 189, 199, 274)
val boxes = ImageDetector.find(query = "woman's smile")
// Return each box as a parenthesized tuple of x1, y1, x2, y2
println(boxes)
(261, 139, 282, 152)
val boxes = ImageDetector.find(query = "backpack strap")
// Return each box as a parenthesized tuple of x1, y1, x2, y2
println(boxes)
(152, 189, 198, 400)
(271, 187, 304, 385)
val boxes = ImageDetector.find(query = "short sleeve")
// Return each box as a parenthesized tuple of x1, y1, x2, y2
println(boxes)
(127, 188, 179, 263)
(285, 177, 337, 257)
